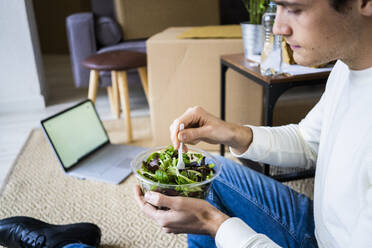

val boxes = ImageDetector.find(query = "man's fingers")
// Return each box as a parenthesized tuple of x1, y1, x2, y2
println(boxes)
(144, 191, 170, 208)
(170, 106, 205, 149)
(178, 126, 210, 145)
(135, 186, 170, 221)
(134, 185, 145, 208)
(144, 191, 183, 209)
(141, 200, 160, 218)
(162, 227, 186, 234)
(134, 185, 159, 213)
(162, 226, 199, 234)
(182, 143, 189, 152)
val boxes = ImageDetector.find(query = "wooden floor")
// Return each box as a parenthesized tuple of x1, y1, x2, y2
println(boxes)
(0, 55, 149, 188)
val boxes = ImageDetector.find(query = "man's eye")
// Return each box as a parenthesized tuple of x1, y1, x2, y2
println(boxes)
(287, 8, 302, 14)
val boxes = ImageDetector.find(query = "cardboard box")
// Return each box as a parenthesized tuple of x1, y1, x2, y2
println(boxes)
(147, 27, 264, 151)
(114, 0, 220, 40)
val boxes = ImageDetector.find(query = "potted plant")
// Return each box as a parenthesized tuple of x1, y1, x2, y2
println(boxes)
(240, 0, 269, 60)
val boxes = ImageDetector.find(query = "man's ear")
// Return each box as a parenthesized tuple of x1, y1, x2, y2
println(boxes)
(360, 0, 372, 16)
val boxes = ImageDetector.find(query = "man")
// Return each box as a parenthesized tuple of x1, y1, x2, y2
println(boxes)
(135, 0, 372, 247)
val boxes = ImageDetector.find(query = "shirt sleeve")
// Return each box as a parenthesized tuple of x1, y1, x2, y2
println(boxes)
(229, 92, 327, 169)
(349, 161, 372, 246)
(215, 218, 281, 248)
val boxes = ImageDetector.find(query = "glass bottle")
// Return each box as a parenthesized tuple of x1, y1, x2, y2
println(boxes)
(260, 1, 282, 76)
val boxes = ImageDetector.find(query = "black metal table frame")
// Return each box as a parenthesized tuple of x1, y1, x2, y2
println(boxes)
(220, 58, 327, 182)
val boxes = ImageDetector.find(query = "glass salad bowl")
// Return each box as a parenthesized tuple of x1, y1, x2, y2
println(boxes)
(131, 145, 221, 199)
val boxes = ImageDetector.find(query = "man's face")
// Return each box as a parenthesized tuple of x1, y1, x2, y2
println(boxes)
(273, 0, 359, 66)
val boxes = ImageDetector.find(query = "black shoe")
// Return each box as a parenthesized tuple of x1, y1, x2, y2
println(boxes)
(0, 216, 101, 248)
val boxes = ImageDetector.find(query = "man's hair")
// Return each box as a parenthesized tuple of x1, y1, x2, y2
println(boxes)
(330, 0, 351, 12)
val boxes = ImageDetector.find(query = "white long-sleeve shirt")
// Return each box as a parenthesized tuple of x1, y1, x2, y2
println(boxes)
(216, 60, 372, 248)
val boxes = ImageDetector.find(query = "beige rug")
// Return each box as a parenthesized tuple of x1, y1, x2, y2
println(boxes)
(0, 117, 187, 248)
(0, 116, 314, 248)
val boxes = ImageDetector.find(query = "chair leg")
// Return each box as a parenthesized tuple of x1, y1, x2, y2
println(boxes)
(107, 86, 115, 116)
(117, 70, 133, 142)
(88, 70, 99, 103)
(137, 67, 149, 102)
(111, 71, 121, 119)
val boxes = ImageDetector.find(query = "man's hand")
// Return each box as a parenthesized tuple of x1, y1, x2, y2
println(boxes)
(170, 106, 253, 154)
(134, 185, 229, 237)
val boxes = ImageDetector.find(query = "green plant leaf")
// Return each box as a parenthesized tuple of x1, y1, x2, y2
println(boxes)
(241, 0, 270, 24)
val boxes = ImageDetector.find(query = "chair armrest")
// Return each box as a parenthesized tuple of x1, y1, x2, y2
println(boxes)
(66, 13, 97, 88)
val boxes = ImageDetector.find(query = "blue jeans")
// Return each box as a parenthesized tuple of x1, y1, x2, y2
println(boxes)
(188, 156, 317, 248)
(63, 244, 94, 248)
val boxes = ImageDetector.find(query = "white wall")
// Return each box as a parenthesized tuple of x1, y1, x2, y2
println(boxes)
(0, 0, 46, 113)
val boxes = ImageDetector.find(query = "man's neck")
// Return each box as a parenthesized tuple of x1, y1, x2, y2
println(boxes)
(346, 54, 372, 71)
(344, 27, 372, 70)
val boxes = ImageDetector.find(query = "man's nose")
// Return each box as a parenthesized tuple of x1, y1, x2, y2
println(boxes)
(273, 15, 292, 36)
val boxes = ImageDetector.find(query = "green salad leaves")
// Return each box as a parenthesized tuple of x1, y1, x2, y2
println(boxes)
(137, 145, 216, 198)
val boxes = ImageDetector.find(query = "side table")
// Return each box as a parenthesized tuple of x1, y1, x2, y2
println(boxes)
(220, 53, 330, 182)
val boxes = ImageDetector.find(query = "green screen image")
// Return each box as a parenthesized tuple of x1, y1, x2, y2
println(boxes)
(43, 101, 108, 169)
